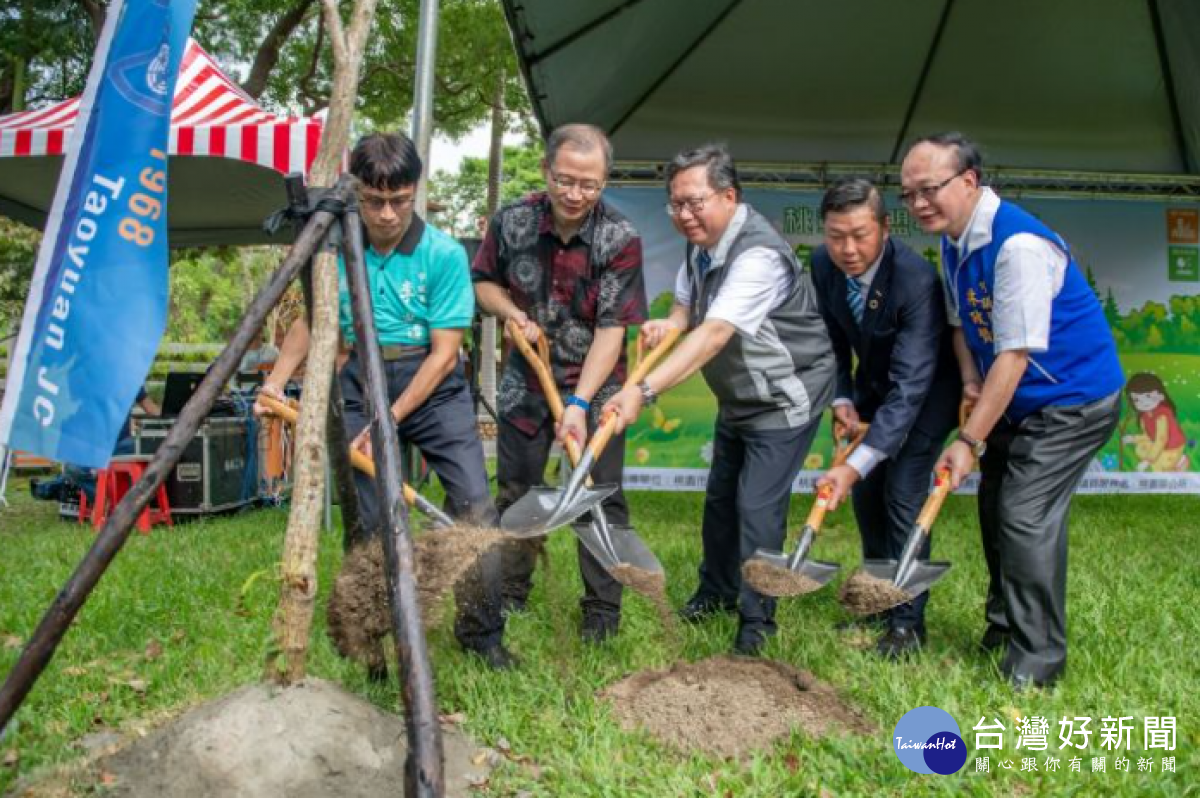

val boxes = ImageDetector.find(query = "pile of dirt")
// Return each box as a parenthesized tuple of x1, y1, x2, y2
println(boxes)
(15, 680, 490, 798)
(741, 559, 824, 597)
(327, 526, 504, 667)
(600, 656, 872, 759)
(838, 570, 913, 616)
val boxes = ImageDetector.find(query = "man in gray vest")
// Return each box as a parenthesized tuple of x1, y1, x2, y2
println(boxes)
(604, 144, 835, 655)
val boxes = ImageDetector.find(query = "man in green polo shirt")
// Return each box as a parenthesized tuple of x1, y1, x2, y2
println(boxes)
(256, 132, 513, 670)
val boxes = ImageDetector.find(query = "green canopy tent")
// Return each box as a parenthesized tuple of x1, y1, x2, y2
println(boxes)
(501, 0, 1200, 197)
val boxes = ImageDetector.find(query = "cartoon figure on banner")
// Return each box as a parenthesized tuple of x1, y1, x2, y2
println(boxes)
(1121, 372, 1191, 471)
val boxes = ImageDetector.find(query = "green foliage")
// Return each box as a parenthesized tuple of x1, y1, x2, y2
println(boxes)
(648, 290, 675, 320)
(0, 218, 39, 332)
(429, 141, 544, 236)
(1109, 294, 1200, 353)
(0, 1, 95, 111)
(166, 247, 282, 343)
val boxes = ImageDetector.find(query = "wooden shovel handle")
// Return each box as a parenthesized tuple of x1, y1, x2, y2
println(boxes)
(804, 483, 833, 531)
(632, 326, 682, 384)
(959, 399, 975, 429)
(831, 422, 870, 467)
(506, 320, 564, 419)
(258, 393, 419, 505)
(916, 468, 954, 530)
(583, 327, 682, 462)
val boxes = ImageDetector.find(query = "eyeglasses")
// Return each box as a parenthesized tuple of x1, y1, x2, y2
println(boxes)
(899, 170, 967, 206)
(549, 171, 604, 198)
(359, 193, 416, 212)
(664, 193, 716, 217)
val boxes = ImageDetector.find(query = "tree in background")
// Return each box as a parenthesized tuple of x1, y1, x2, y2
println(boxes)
(429, 142, 542, 237)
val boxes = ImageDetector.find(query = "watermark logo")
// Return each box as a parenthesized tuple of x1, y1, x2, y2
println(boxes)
(894, 706, 967, 775)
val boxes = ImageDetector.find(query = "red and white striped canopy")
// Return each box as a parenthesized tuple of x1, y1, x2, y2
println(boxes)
(0, 39, 321, 175)
(0, 40, 325, 246)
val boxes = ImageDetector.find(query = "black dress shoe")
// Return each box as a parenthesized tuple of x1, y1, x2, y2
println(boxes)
(581, 614, 619, 644)
(979, 625, 1010, 653)
(469, 645, 520, 671)
(733, 626, 773, 656)
(835, 613, 889, 632)
(678, 595, 738, 624)
(875, 627, 926, 660)
(1004, 666, 1062, 693)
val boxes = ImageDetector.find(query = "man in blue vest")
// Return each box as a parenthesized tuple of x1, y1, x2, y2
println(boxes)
(901, 132, 1123, 691)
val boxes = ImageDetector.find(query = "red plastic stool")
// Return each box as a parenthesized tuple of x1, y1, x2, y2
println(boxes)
(91, 456, 173, 533)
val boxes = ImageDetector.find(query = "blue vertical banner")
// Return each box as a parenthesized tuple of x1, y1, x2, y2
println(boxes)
(0, 0, 198, 467)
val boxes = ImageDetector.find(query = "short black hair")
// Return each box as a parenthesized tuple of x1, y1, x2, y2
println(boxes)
(349, 132, 423, 190)
(907, 131, 984, 183)
(664, 143, 742, 200)
(820, 178, 887, 223)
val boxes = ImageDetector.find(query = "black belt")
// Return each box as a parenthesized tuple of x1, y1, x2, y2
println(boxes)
(379, 344, 430, 360)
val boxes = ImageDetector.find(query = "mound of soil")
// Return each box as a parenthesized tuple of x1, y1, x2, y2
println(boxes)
(13, 680, 489, 798)
(741, 559, 824, 597)
(328, 526, 504, 667)
(838, 570, 912, 616)
(600, 656, 872, 759)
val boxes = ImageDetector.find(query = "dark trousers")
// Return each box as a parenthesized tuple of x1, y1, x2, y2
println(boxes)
(340, 353, 505, 652)
(495, 414, 628, 622)
(851, 423, 956, 632)
(697, 415, 821, 634)
(978, 392, 1120, 682)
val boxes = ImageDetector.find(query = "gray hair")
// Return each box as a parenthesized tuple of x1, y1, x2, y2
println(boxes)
(664, 143, 742, 200)
(820, 178, 887, 224)
(546, 124, 613, 172)
(907, 131, 984, 183)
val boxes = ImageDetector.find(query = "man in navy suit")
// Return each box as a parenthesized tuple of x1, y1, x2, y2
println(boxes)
(810, 178, 960, 658)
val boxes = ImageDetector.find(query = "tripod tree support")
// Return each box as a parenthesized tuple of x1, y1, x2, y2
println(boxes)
(0, 176, 355, 736)
(341, 208, 444, 798)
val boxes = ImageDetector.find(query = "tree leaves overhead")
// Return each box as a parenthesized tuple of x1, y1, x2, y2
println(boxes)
(2, 0, 531, 138)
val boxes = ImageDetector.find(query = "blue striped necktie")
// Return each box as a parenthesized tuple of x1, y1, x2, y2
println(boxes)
(846, 276, 865, 325)
(697, 249, 712, 279)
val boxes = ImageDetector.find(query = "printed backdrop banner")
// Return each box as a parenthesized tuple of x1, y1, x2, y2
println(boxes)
(606, 186, 1200, 494)
(0, 0, 198, 468)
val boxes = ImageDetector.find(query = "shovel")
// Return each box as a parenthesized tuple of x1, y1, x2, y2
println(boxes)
(500, 325, 681, 536)
(856, 468, 954, 606)
(258, 393, 454, 529)
(506, 323, 662, 576)
(745, 423, 869, 596)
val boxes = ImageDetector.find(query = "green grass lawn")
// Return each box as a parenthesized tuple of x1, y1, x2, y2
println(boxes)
(1, 483, 1197, 796)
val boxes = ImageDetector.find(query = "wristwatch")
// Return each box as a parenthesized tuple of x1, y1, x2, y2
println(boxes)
(957, 430, 987, 458)
(637, 379, 658, 406)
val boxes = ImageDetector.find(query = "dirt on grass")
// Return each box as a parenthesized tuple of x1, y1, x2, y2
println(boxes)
(838, 570, 913, 616)
(7, 679, 491, 798)
(327, 525, 504, 667)
(741, 559, 824, 597)
(600, 656, 873, 759)
(609, 564, 676, 638)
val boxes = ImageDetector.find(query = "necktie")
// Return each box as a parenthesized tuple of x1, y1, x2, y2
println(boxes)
(846, 276, 865, 326)
(697, 249, 712, 279)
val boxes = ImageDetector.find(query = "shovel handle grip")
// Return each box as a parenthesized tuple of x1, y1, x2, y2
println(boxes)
(259, 393, 421, 508)
(959, 399, 975, 429)
(506, 320, 564, 419)
(916, 468, 954, 531)
(631, 326, 682, 385)
(831, 422, 870, 467)
(804, 483, 833, 531)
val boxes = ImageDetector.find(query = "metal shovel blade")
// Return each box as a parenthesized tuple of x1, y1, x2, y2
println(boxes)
(861, 558, 953, 604)
(499, 482, 619, 537)
(575, 521, 663, 574)
(749, 548, 841, 591)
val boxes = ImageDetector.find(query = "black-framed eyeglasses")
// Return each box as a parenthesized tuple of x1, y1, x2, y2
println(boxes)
(664, 193, 716, 217)
(549, 170, 604, 198)
(359, 193, 416, 212)
(899, 169, 967, 206)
